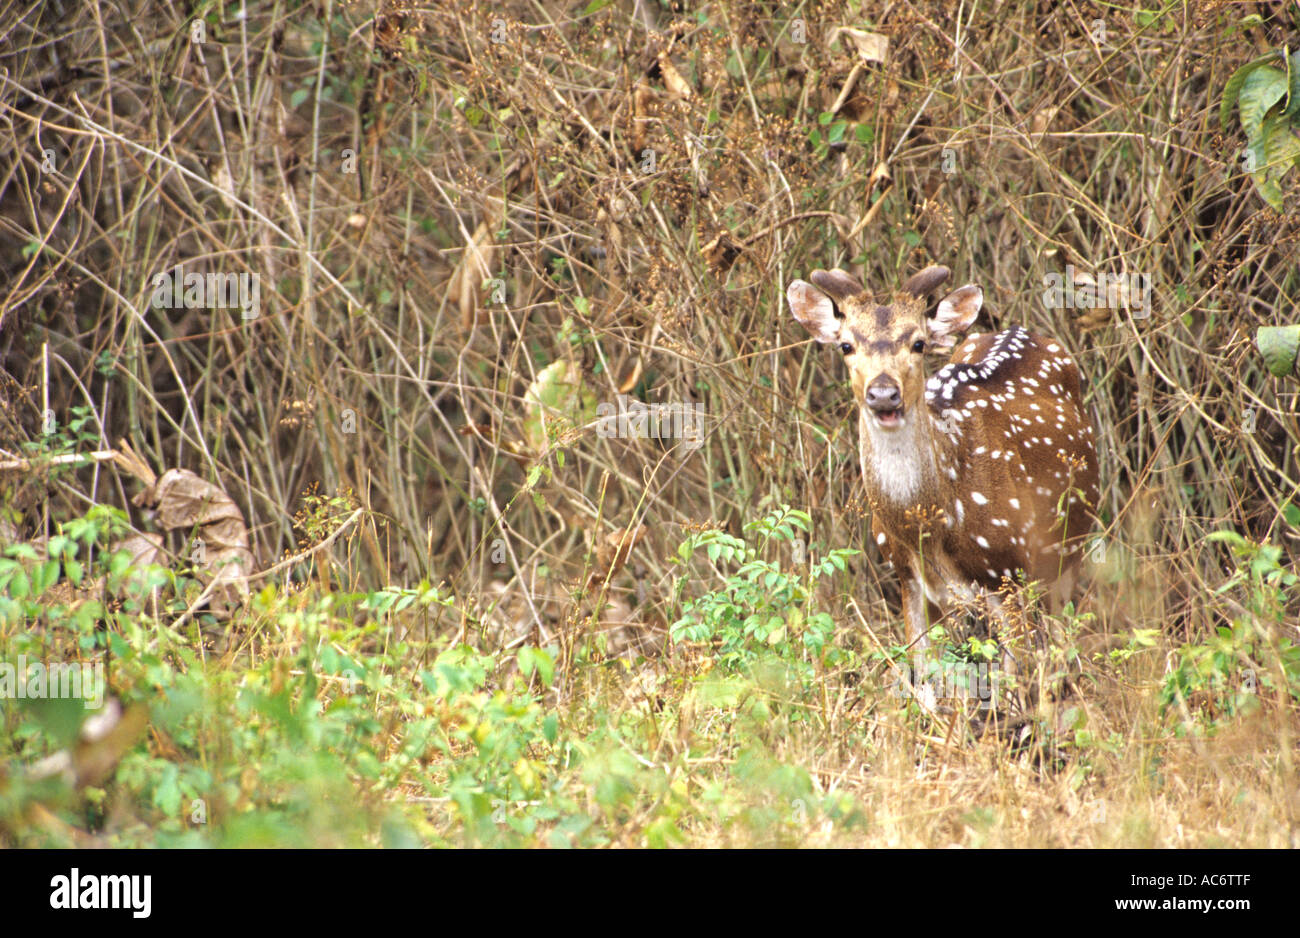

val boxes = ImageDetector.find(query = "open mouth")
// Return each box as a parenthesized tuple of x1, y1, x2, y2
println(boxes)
(872, 407, 904, 428)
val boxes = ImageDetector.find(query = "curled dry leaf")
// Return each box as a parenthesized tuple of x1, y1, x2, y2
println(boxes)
(1030, 104, 1061, 142)
(832, 27, 888, 64)
(657, 51, 693, 100)
(112, 532, 165, 568)
(521, 359, 597, 456)
(39, 531, 166, 605)
(585, 524, 647, 591)
(631, 78, 654, 153)
(700, 229, 742, 273)
(617, 356, 643, 395)
(451, 219, 497, 330)
(132, 468, 253, 614)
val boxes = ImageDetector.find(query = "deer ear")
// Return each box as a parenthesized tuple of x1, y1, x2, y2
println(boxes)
(787, 280, 841, 344)
(928, 284, 982, 348)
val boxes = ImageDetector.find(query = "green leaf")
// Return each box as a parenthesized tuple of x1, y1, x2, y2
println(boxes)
(1261, 112, 1300, 182)
(6, 543, 40, 561)
(1238, 67, 1288, 137)
(1286, 50, 1300, 118)
(1282, 502, 1300, 528)
(154, 764, 182, 816)
(32, 559, 60, 595)
(108, 631, 130, 657)
(1256, 325, 1300, 377)
(1221, 53, 1284, 129)
(517, 646, 555, 687)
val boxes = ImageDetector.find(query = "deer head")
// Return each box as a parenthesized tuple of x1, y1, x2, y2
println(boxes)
(786, 266, 983, 433)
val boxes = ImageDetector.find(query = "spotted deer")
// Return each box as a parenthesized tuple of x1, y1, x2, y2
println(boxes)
(786, 265, 1099, 676)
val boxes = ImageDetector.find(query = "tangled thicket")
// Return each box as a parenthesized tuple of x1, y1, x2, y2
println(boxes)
(2, 1, 1298, 670)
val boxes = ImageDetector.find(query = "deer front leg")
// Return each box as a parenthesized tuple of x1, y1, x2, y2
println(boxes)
(875, 522, 931, 656)
(877, 528, 936, 707)
(900, 571, 929, 655)
(898, 568, 939, 710)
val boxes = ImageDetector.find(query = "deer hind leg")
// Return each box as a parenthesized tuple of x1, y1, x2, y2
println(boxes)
(983, 591, 1035, 717)
(986, 586, 1082, 731)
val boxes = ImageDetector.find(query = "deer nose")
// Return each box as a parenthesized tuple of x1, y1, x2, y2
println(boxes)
(865, 377, 902, 412)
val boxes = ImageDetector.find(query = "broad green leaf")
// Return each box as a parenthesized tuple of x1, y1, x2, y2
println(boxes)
(1256, 325, 1300, 377)
(33, 559, 60, 595)
(1261, 112, 1300, 183)
(1238, 67, 1288, 137)
(1221, 53, 1282, 128)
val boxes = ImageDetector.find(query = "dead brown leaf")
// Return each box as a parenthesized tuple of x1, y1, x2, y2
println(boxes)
(133, 468, 253, 613)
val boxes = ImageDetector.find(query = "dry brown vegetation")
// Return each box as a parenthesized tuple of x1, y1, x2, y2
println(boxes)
(1, 0, 1298, 847)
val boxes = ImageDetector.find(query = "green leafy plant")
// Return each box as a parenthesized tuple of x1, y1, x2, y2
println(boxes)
(1159, 530, 1300, 732)
(1220, 49, 1300, 209)
(669, 506, 859, 677)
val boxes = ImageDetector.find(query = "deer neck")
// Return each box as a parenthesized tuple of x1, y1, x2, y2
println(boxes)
(858, 405, 955, 515)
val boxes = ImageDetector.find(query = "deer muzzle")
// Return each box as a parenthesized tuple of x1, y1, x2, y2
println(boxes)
(865, 377, 904, 427)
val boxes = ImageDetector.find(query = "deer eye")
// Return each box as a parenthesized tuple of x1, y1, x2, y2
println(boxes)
(911, 338, 927, 354)
(839, 342, 854, 355)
